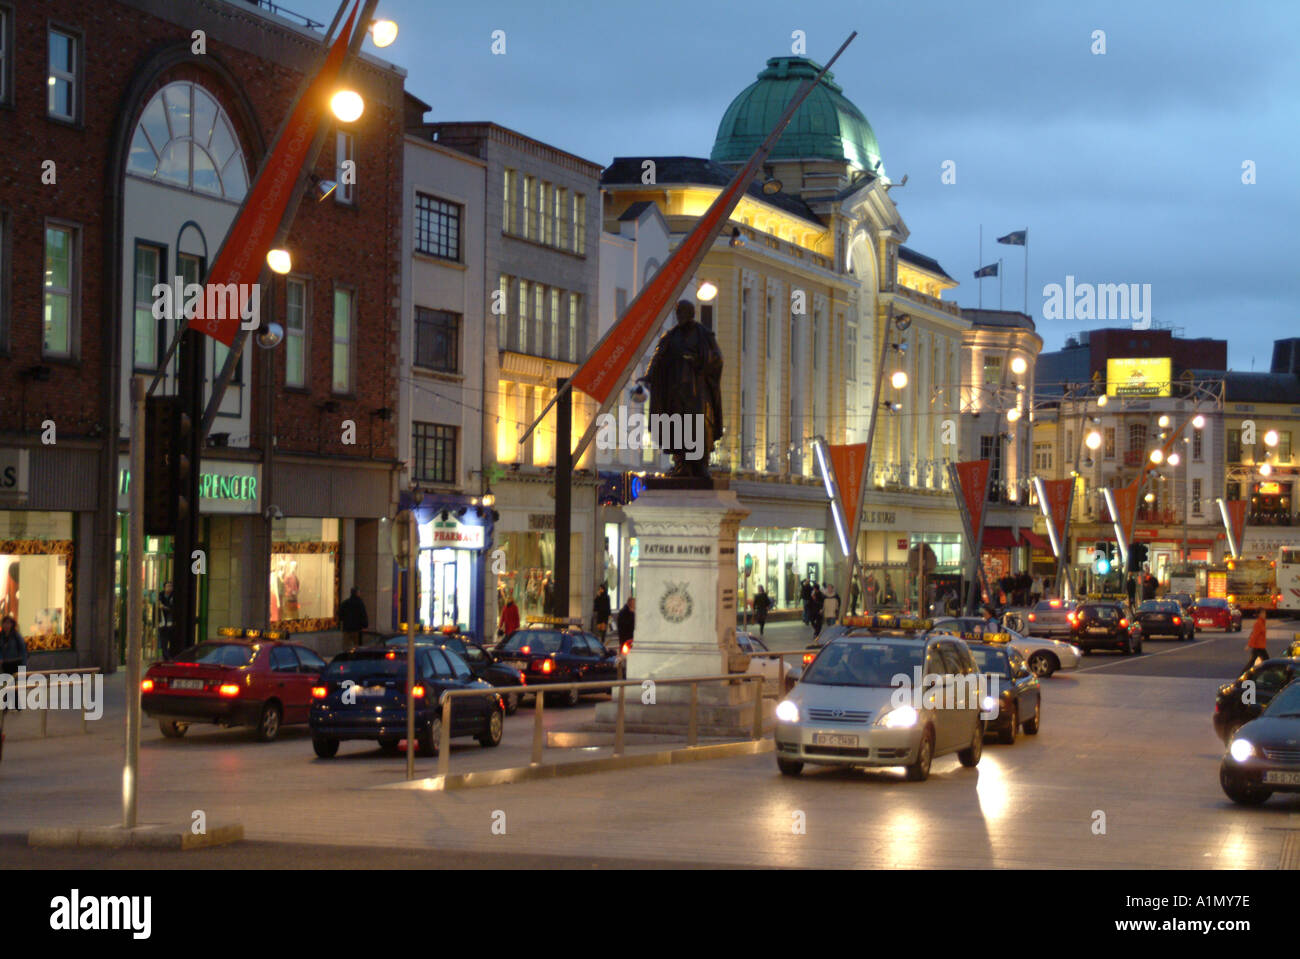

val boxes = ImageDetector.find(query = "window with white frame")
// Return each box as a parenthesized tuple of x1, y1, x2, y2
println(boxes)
(43, 224, 77, 358)
(331, 287, 353, 393)
(497, 274, 510, 351)
(414, 307, 459, 373)
(1192, 477, 1202, 515)
(539, 182, 551, 246)
(132, 243, 163, 370)
(555, 187, 568, 249)
(523, 175, 536, 240)
(517, 280, 529, 353)
(127, 81, 249, 199)
(335, 131, 354, 204)
(549, 288, 560, 359)
(568, 293, 580, 362)
(573, 194, 586, 255)
(413, 422, 457, 484)
(1192, 427, 1203, 462)
(47, 28, 78, 121)
(414, 193, 460, 261)
(285, 278, 307, 388)
(503, 169, 518, 234)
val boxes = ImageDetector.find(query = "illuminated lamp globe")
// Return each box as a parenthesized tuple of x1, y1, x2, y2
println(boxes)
(1167, 452, 1180, 466)
(1265, 430, 1280, 448)
(890, 370, 908, 390)
(1158, 415, 1171, 428)
(1085, 430, 1102, 450)
(266, 249, 292, 274)
(1149, 449, 1164, 464)
(1144, 492, 1155, 503)
(696, 280, 718, 302)
(1006, 408, 1021, 423)
(330, 90, 364, 123)
(1097, 394, 1108, 407)
(370, 19, 398, 47)
(1260, 463, 1273, 477)
(1192, 414, 1206, 429)
(1010, 356, 1028, 375)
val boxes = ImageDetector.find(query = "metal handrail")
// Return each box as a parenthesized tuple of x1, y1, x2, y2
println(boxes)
(430, 673, 767, 779)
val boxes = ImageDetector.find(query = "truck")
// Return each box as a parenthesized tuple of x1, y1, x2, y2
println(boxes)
(1206, 558, 1280, 613)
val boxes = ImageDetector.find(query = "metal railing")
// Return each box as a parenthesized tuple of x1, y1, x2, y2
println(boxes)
(430, 672, 767, 779)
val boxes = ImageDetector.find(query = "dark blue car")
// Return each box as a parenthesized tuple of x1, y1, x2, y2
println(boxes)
(309, 645, 503, 758)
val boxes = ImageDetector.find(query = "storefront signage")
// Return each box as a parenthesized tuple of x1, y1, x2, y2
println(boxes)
(1106, 357, 1172, 397)
(424, 519, 486, 550)
(529, 513, 556, 531)
(116, 457, 260, 515)
(0, 449, 30, 499)
(861, 511, 897, 528)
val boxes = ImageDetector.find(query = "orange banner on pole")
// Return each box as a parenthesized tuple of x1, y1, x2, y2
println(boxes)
(1040, 478, 1074, 553)
(1225, 499, 1248, 555)
(826, 443, 867, 539)
(187, 1, 360, 346)
(954, 460, 991, 541)
(1112, 479, 1139, 546)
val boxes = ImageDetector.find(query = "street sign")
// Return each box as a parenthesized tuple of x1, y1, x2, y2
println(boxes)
(391, 509, 413, 569)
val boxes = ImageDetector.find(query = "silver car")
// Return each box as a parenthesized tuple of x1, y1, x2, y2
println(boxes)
(774, 632, 986, 782)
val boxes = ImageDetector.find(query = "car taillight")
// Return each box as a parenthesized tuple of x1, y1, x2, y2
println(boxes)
(541, 659, 553, 674)
(141, 679, 154, 693)
(311, 686, 328, 698)
(1049, 600, 1061, 608)
(802, 652, 815, 664)
(1119, 618, 1128, 627)
(621, 642, 631, 655)
(520, 645, 531, 655)
(1068, 612, 1077, 623)
(1027, 613, 1036, 622)
(218, 683, 241, 697)
(412, 685, 426, 699)
(1172, 616, 1181, 625)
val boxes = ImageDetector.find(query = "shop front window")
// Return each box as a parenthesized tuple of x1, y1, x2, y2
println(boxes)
(496, 530, 556, 618)
(738, 527, 826, 610)
(269, 518, 339, 631)
(0, 511, 74, 652)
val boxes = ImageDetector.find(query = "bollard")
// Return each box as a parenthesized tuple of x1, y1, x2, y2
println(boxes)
(531, 689, 545, 765)
(614, 684, 626, 757)
(438, 694, 453, 779)
(687, 682, 698, 747)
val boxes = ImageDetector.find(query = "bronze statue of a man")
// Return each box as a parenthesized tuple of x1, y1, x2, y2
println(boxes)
(638, 300, 724, 478)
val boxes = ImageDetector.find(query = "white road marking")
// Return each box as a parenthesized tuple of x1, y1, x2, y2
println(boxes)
(1074, 636, 1226, 673)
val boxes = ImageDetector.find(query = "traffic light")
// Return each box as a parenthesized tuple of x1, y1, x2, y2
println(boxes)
(174, 406, 194, 526)
(144, 396, 178, 534)
(1093, 541, 1111, 576)
(1129, 542, 1149, 572)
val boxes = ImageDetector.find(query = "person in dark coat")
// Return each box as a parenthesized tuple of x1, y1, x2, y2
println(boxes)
(809, 583, 825, 637)
(848, 576, 860, 615)
(800, 579, 814, 624)
(0, 615, 26, 676)
(593, 584, 612, 640)
(753, 585, 771, 636)
(616, 599, 636, 646)
(157, 580, 176, 659)
(1126, 574, 1138, 606)
(339, 587, 368, 649)
(637, 300, 724, 478)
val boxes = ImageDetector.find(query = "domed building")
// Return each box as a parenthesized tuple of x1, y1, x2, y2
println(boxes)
(598, 54, 981, 616)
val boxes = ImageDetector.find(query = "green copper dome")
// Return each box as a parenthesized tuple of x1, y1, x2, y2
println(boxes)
(710, 57, 884, 176)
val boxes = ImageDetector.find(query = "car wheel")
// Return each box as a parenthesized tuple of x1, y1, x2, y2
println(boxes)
(1027, 652, 1057, 678)
(417, 717, 441, 756)
(505, 693, 519, 716)
(312, 735, 339, 758)
(906, 729, 934, 782)
(477, 708, 504, 748)
(377, 736, 401, 755)
(1023, 698, 1041, 735)
(1219, 765, 1272, 806)
(958, 721, 984, 767)
(999, 705, 1018, 745)
(158, 720, 188, 739)
(777, 758, 803, 777)
(254, 701, 282, 742)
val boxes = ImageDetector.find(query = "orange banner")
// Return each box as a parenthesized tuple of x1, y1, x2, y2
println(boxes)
(1040, 478, 1074, 554)
(954, 460, 991, 543)
(188, 2, 359, 346)
(1111, 479, 1139, 546)
(826, 443, 867, 541)
(1225, 499, 1248, 555)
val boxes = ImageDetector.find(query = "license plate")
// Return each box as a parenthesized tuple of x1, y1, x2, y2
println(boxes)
(359, 685, 388, 698)
(813, 733, 859, 747)
(1264, 770, 1300, 786)
(170, 678, 204, 690)
(1087, 627, 1110, 635)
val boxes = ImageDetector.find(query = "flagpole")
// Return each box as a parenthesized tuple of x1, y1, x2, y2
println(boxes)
(998, 258, 1003, 310)
(978, 225, 983, 309)
(1023, 233, 1029, 315)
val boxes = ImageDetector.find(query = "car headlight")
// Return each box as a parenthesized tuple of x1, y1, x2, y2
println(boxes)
(1070, 645, 1082, 657)
(877, 705, 918, 728)
(775, 700, 800, 723)
(1229, 738, 1254, 763)
(981, 696, 998, 713)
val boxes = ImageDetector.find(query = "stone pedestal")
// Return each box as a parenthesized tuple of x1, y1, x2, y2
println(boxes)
(593, 487, 770, 736)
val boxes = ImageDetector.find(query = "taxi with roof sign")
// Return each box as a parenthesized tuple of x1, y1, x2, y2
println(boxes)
(774, 616, 986, 782)
(965, 633, 1042, 745)
(928, 616, 1082, 678)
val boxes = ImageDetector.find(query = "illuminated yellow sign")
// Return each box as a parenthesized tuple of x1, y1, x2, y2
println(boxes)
(1107, 358, 1172, 397)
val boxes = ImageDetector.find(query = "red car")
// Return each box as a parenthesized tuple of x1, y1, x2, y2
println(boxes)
(142, 638, 327, 741)
(1191, 598, 1243, 633)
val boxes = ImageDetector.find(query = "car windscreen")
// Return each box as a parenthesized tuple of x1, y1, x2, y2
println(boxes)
(174, 643, 254, 667)
(1263, 681, 1300, 717)
(321, 655, 410, 681)
(1198, 599, 1227, 608)
(1138, 601, 1178, 613)
(501, 632, 563, 655)
(802, 641, 924, 687)
(970, 647, 1010, 675)
(1079, 605, 1118, 621)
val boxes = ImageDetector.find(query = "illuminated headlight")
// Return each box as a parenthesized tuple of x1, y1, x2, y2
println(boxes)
(1070, 646, 1082, 657)
(981, 696, 997, 713)
(1229, 738, 1254, 763)
(877, 705, 918, 728)
(775, 700, 800, 723)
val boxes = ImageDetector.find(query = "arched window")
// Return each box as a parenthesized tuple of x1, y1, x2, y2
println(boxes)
(127, 81, 249, 200)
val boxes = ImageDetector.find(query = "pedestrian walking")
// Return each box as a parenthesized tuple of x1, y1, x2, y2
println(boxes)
(848, 576, 860, 615)
(1030, 575, 1044, 606)
(616, 598, 636, 647)
(592, 583, 612, 640)
(822, 584, 840, 627)
(1245, 611, 1269, 671)
(1126, 574, 1137, 606)
(800, 578, 813, 625)
(339, 587, 368, 650)
(810, 583, 825, 637)
(753, 585, 771, 636)
(498, 596, 521, 641)
(156, 580, 176, 659)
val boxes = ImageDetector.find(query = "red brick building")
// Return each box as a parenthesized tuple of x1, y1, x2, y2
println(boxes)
(0, 0, 405, 669)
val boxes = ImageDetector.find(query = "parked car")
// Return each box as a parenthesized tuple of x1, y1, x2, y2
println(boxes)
(967, 638, 1041, 745)
(142, 639, 327, 742)
(1023, 599, 1078, 639)
(1192, 597, 1242, 633)
(493, 628, 621, 706)
(1213, 658, 1300, 744)
(1133, 600, 1195, 641)
(735, 630, 792, 694)
(928, 617, 1082, 678)
(774, 624, 985, 781)
(1220, 678, 1300, 805)
(1071, 601, 1143, 655)
(380, 631, 526, 714)
(309, 644, 503, 758)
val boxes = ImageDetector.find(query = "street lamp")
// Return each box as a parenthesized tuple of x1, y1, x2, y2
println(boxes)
(1192, 414, 1205, 430)
(696, 280, 718, 302)
(330, 89, 365, 123)
(266, 248, 292, 274)
(1097, 394, 1108, 407)
(1260, 462, 1273, 477)
(1010, 355, 1027, 375)
(1006, 407, 1021, 423)
(1167, 451, 1180, 466)
(1265, 430, 1279, 448)
(1158, 414, 1171, 428)
(891, 369, 908, 390)
(1085, 430, 1102, 450)
(1149, 449, 1164, 464)
(369, 18, 399, 47)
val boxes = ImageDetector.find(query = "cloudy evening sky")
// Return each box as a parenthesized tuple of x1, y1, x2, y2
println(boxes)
(296, 0, 1299, 370)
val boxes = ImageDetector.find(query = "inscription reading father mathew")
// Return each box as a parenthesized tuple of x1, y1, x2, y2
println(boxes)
(644, 544, 713, 555)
